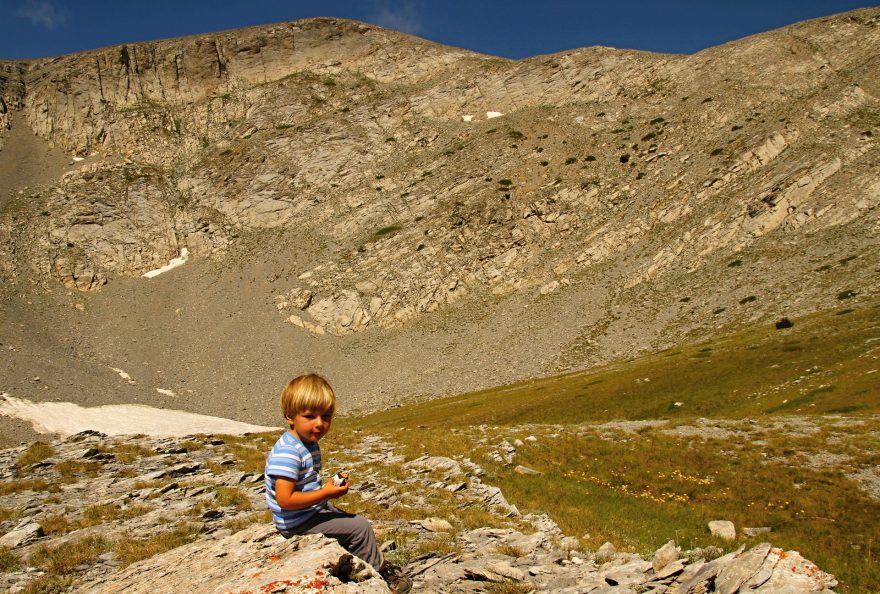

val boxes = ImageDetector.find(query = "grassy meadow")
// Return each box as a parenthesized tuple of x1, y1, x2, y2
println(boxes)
(326, 298, 880, 592)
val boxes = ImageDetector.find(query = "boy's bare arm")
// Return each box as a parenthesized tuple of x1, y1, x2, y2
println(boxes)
(274, 477, 349, 510)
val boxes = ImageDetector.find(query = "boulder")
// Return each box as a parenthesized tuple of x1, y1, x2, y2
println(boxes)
(74, 525, 389, 593)
(708, 520, 737, 541)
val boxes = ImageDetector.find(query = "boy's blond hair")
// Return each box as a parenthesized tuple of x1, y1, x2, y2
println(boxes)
(280, 373, 336, 419)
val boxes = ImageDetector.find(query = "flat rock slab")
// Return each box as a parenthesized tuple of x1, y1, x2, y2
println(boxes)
(74, 524, 390, 593)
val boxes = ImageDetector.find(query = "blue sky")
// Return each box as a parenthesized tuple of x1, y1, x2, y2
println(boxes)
(0, 1, 877, 60)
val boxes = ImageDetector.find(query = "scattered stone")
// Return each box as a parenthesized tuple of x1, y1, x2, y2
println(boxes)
(0, 521, 44, 548)
(596, 541, 617, 562)
(708, 520, 737, 541)
(0, 431, 838, 594)
(742, 526, 772, 537)
(412, 517, 453, 532)
(514, 464, 542, 475)
(652, 539, 679, 573)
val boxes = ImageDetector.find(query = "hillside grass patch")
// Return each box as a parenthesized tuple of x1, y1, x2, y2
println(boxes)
(340, 299, 880, 591)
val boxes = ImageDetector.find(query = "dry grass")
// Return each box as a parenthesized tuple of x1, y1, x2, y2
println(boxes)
(0, 545, 20, 572)
(215, 432, 277, 474)
(114, 523, 203, 566)
(222, 510, 271, 533)
(0, 506, 22, 525)
(101, 443, 155, 463)
(485, 581, 534, 594)
(215, 486, 253, 511)
(493, 543, 527, 558)
(16, 441, 54, 469)
(41, 503, 153, 536)
(0, 478, 58, 496)
(18, 576, 73, 594)
(55, 460, 103, 480)
(28, 535, 112, 574)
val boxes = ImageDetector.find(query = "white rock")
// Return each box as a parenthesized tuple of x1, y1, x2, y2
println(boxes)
(708, 520, 736, 541)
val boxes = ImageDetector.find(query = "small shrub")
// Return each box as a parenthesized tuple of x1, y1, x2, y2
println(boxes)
(712, 307, 726, 315)
(641, 131, 658, 141)
(731, 125, 743, 131)
(498, 179, 512, 187)
(727, 259, 742, 267)
(565, 157, 577, 165)
(836, 308, 854, 316)
(701, 97, 713, 104)
(508, 130, 525, 141)
(739, 296, 757, 305)
(679, 297, 691, 303)
(619, 154, 630, 163)
(540, 161, 549, 166)
(837, 290, 857, 300)
(710, 148, 724, 156)
(649, 117, 665, 125)
(815, 264, 832, 272)
(585, 155, 596, 161)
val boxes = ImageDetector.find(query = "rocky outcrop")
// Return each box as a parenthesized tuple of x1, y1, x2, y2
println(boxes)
(77, 527, 390, 593)
(0, 431, 838, 593)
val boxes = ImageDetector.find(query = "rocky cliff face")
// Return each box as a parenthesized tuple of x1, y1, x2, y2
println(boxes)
(0, 9, 878, 421)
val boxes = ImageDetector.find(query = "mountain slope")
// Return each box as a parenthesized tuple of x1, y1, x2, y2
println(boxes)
(0, 9, 877, 445)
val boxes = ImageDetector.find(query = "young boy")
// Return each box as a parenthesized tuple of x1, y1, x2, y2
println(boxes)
(265, 373, 411, 593)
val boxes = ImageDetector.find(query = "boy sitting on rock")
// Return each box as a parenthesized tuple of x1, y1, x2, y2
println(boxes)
(264, 373, 411, 593)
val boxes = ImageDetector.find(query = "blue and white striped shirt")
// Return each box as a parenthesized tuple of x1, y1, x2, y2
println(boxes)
(264, 431, 326, 530)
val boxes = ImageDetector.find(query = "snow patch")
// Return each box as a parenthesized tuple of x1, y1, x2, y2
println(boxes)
(462, 115, 474, 122)
(0, 393, 277, 438)
(486, 111, 504, 119)
(143, 248, 190, 278)
(110, 367, 135, 385)
(156, 388, 177, 397)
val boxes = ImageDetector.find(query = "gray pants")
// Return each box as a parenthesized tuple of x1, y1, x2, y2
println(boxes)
(279, 504, 383, 571)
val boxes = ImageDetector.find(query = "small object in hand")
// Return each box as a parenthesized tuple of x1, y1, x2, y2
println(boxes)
(332, 472, 349, 486)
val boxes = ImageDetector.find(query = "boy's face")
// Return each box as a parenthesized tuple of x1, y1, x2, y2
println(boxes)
(288, 409, 333, 444)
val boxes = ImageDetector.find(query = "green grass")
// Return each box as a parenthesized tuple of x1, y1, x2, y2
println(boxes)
(352, 301, 880, 428)
(335, 299, 880, 592)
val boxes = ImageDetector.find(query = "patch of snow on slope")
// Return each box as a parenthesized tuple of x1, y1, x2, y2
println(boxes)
(0, 393, 278, 437)
(143, 248, 190, 278)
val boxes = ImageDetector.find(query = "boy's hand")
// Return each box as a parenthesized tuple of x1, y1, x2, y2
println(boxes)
(322, 481, 349, 499)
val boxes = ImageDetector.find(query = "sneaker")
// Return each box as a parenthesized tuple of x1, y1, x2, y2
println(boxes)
(379, 562, 412, 594)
